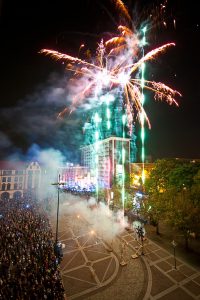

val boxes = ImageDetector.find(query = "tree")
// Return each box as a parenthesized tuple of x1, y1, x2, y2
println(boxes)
(167, 187, 200, 250)
(143, 159, 200, 239)
(169, 161, 200, 191)
(191, 169, 200, 207)
(143, 159, 177, 234)
(141, 192, 168, 235)
(145, 159, 200, 193)
(144, 159, 177, 194)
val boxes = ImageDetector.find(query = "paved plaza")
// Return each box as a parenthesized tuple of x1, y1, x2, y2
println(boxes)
(50, 197, 200, 300)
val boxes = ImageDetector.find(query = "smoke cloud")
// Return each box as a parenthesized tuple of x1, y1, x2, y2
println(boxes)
(0, 72, 84, 162)
(58, 195, 129, 241)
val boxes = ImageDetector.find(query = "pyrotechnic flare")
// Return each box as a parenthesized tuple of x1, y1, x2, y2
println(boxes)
(39, 0, 181, 130)
(40, 39, 180, 128)
(110, 0, 132, 24)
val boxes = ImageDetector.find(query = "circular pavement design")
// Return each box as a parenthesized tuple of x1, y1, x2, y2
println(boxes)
(55, 214, 119, 299)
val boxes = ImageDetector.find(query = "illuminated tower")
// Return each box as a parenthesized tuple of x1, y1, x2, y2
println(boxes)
(81, 92, 137, 188)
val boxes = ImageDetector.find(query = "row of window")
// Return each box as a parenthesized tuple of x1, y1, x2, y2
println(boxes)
(0, 170, 24, 176)
(1, 172, 40, 182)
(1, 176, 23, 183)
(0, 170, 40, 178)
(1, 183, 23, 191)
(1, 175, 40, 189)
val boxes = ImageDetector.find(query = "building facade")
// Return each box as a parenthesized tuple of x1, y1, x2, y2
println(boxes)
(81, 92, 137, 188)
(81, 136, 130, 188)
(0, 161, 41, 200)
(58, 164, 96, 189)
(82, 94, 137, 163)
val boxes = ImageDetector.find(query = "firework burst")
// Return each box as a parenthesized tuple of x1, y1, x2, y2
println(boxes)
(39, 0, 181, 129)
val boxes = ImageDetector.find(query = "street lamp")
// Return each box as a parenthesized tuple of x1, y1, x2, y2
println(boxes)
(171, 240, 177, 269)
(52, 174, 63, 264)
(55, 174, 60, 245)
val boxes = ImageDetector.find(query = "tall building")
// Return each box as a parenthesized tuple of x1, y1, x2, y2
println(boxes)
(81, 93, 137, 188)
(81, 136, 130, 188)
(0, 161, 41, 200)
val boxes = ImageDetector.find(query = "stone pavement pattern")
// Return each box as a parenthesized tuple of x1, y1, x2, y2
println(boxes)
(120, 230, 200, 300)
(54, 213, 147, 300)
(51, 198, 200, 300)
(59, 214, 118, 299)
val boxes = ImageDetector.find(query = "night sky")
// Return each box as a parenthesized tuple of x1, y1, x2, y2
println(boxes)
(0, 0, 199, 162)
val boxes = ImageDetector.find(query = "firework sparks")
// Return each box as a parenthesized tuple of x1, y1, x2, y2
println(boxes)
(110, 0, 132, 24)
(40, 42, 180, 127)
(39, 1, 181, 129)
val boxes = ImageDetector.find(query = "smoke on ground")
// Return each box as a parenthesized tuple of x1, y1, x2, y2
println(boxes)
(57, 194, 129, 242)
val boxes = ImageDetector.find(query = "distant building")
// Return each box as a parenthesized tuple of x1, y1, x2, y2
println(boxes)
(81, 136, 130, 188)
(58, 164, 96, 189)
(0, 161, 41, 200)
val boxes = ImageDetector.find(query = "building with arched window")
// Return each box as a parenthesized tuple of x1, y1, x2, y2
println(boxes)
(0, 161, 41, 200)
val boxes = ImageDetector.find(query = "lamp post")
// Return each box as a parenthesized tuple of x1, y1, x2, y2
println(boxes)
(171, 240, 177, 269)
(55, 174, 60, 245)
(52, 174, 63, 263)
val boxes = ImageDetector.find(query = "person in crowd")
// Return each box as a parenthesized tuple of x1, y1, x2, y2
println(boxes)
(0, 197, 65, 300)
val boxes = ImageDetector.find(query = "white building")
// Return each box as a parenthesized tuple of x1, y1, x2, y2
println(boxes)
(0, 161, 41, 200)
(81, 136, 130, 188)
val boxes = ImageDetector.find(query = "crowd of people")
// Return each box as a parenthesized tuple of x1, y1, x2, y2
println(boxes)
(0, 197, 65, 299)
